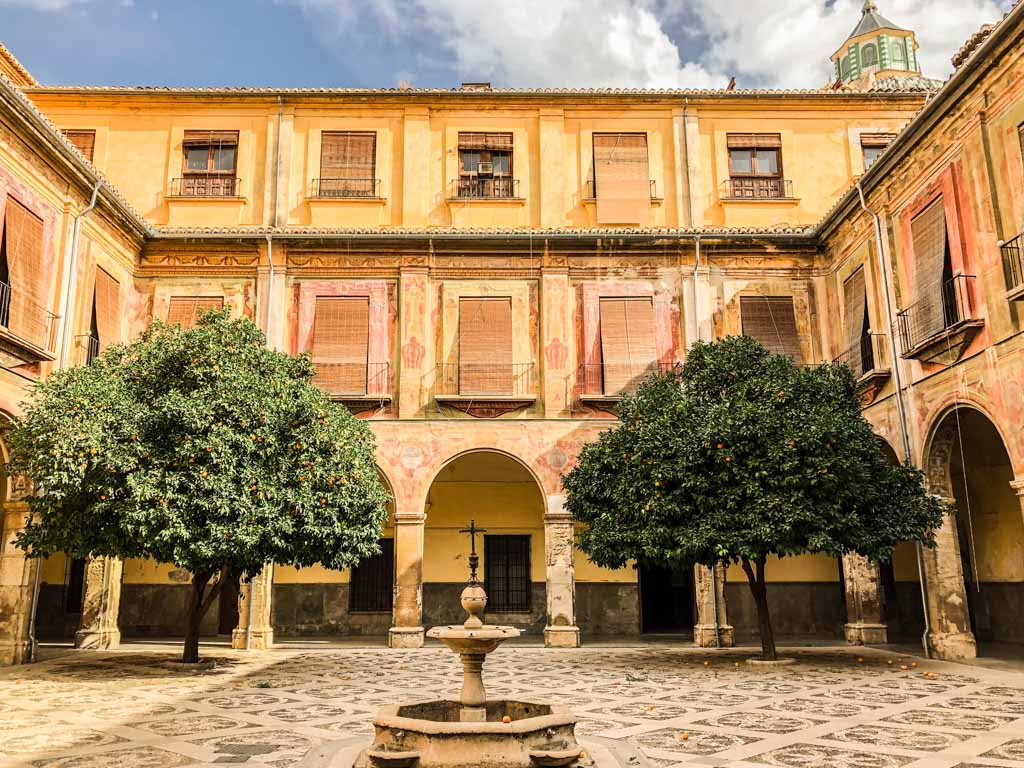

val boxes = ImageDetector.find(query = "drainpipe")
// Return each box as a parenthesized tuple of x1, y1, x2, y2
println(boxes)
(856, 182, 931, 659)
(27, 180, 102, 662)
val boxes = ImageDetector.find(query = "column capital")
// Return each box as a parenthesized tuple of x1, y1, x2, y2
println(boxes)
(1009, 479, 1024, 497)
(394, 512, 426, 525)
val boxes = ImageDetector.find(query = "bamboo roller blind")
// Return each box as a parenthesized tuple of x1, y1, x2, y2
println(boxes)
(726, 133, 782, 149)
(593, 133, 650, 225)
(599, 297, 657, 394)
(311, 296, 370, 394)
(842, 267, 867, 350)
(321, 132, 376, 178)
(458, 132, 513, 151)
(458, 297, 513, 394)
(3, 197, 47, 346)
(182, 130, 238, 146)
(62, 130, 96, 162)
(910, 197, 949, 338)
(166, 297, 224, 330)
(740, 296, 804, 363)
(94, 268, 121, 351)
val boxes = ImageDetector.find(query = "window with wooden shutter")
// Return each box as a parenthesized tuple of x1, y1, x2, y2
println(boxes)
(62, 129, 96, 162)
(484, 535, 531, 612)
(320, 132, 377, 197)
(349, 538, 394, 613)
(311, 297, 370, 395)
(740, 296, 805, 363)
(842, 268, 873, 375)
(861, 133, 895, 170)
(457, 132, 514, 198)
(93, 268, 121, 351)
(166, 296, 224, 330)
(910, 197, 950, 339)
(458, 297, 513, 394)
(726, 133, 785, 198)
(1, 196, 48, 348)
(180, 130, 239, 196)
(593, 133, 650, 224)
(599, 297, 658, 394)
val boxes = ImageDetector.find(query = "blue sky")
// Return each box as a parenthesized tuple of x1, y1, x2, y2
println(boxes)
(0, 0, 1014, 90)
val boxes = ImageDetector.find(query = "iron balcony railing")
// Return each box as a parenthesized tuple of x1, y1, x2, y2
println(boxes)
(721, 178, 794, 200)
(437, 362, 534, 397)
(833, 332, 888, 380)
(578, 361, 675, 397)
(451, 177, 520, 199)
(312, 362, 390, 398)
(77, 334, 100, 365)
(0, 281, 58, 352)
(584, 179, 658, 200)
(999, 232, 1024, 297)
(312, 177, 381, 198)
(896, 274, 976, 355)
(170, 175, 241, 197)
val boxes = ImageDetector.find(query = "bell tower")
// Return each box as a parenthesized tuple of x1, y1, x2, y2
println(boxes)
(831, 0, 922, 86)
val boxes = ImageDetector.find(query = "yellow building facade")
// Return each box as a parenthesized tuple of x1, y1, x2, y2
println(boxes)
(0, 1, 1022, 663)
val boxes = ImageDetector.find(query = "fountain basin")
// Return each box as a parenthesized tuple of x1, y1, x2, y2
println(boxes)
(356, 700, 582, 768)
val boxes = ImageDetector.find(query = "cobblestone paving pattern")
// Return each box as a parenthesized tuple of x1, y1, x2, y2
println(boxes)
(0, 646, 1022, 767)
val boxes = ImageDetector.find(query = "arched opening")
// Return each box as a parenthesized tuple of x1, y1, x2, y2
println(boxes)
(272, 467, 395, 639)
(422, 451, 546, 631)
(861, 43, 878, 68)
(934, 408, 1023, 651)
(875, 439, 927, 642)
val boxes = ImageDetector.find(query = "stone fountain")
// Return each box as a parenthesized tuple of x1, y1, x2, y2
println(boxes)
(354, 521, 583, 768)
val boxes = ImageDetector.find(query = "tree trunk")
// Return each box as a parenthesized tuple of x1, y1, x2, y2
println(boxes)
(183, 568, 236, 664)
(741, 556, 778, 661)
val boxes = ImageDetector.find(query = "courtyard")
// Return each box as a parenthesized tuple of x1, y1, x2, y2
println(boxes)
(0, 644, 1022, 768)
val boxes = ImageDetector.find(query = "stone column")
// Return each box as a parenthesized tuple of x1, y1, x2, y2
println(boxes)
(74, 557, 123, 649)
(693, 563, 734, 647)
(921, 499, 977, 660)
(232, 564, 274, 650)
(842, 553, 887, 645)
(0, 502, 37, 665)
(543, 495, 580, 648)
(389, 512, 425, 648)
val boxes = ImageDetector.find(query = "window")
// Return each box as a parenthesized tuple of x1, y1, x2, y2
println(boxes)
(726, 134, 785, 198)
(166, 296, 224, 330)
(457, 132, 514, 198)
(842, 268, 873, 376)
(62, 129, 95, 162)
(892, 42, 906, 65)
(179, 130, 239, 196)
(93, 268, 121, 354)
(592, 133, 650, 224)
(0, 196, 47, 347)
(861, 44, 877, 68)
(349, 538, 394, 613)
(458, 297, 513, 395)
(740, 296, 805, 363)
(484, 535, 531, 612)
(861, 133, 896, 170)
(598, 297, 658, 395)
(319, 131, 377, 197)
(311, 296, 370, 395)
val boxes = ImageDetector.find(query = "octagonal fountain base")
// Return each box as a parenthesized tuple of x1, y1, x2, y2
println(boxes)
(354, 700, 582, 768)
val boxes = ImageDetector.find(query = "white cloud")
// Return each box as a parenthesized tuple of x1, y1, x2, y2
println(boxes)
(289, 0, 1015, 88)
(0, 0, 90, 9)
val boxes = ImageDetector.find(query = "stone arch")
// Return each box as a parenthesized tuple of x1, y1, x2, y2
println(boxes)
(418, 446, 550, 516)
(923, 399, 1016, 497)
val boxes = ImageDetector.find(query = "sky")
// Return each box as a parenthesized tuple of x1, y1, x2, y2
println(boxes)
(0, 0, 1015, 90)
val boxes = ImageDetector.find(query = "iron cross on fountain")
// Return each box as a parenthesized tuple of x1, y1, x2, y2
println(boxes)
(459, 519, 487, 584)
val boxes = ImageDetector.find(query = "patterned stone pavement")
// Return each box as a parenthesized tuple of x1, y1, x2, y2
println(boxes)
(0, 644, 1023, 767)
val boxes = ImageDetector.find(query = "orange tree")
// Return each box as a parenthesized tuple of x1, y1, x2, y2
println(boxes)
(562, 336, 943, 660)
(10, 310, 389, 663)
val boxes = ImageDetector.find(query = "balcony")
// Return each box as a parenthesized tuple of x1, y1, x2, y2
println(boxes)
(896, 274, 983, 365)
(169, 175, 242, 198)
(721, 178, 794, 200)
(312, 362, 391, 413)
(435, 362, 536, 418)
(0, 281, 58, 367)
(577, 361, 675, 410)
(583, 179, 659, 201)
(311, 177, 382, 199)
(832, 332, 890, 406)
(999, 232, 1024, 301)
(77, 334, 99, 366)
(450, 177, 521, 200)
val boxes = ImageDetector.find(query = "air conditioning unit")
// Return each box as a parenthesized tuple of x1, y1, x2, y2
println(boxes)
(477, 162, 493, 175)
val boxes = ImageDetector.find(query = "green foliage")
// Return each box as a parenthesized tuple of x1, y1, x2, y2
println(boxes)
(563, 335, 944, 571)
(10, 310, 390, 580)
